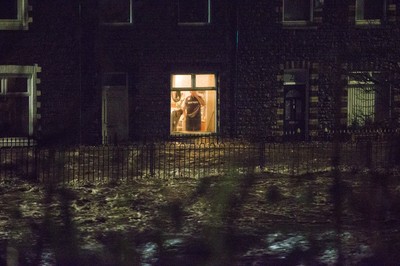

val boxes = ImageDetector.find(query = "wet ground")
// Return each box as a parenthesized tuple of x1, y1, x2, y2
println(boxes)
(1, 170, 400, 265)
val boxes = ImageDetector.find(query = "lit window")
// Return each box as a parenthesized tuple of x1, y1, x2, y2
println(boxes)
(347, 72, 389, 127)
(100, 0, 133, 24)
(0, 0, 30, 30)
(171, 74, 217, 134)
(355, 0, 385, 25)
(0, 65, 40, 138)
(283, 0, 313, 24)
(178, 0, 210, 24)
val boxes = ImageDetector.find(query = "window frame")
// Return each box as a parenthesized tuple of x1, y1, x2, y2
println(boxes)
(170, 73, 218, 135)
(0, 0, 30, 30)
(355, 0, 386, 26)
(282, 0, 314, 25)
(347, 71, 380, 127)
(178, 0, 211, 26)
(99, 0, 133, 25)
(0, 65, 39, 141)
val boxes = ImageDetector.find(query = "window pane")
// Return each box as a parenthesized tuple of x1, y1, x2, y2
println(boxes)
(356, 0, 383, 20)
(0, 96, 29, 137)
(0, 0, 18, 19)
(170, 90, 216, 133)
(172, 75, 191, 88)
(347, 87, 375, 126)
(100, 0, 131, 23)
(179, 0, 209, 23)
(6, 77, 28, 93)
(284, 0, 311, 21)
(364, 0, 383, 19)
(195, 74, 215, 87)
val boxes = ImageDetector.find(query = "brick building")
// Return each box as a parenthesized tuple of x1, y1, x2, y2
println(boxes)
(236, 0, 400, 140)
(1, 0, 399, 144)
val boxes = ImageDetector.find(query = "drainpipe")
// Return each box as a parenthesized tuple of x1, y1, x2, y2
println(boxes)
(232, 0, 239, 138)
(78, 0, 82, 144)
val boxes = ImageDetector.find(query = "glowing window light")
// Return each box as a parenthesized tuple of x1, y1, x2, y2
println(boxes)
(172, 75, 191, 88)
(195, 74, 215, 88)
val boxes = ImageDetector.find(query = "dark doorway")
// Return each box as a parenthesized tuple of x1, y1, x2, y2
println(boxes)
(283, 70, 308, 140)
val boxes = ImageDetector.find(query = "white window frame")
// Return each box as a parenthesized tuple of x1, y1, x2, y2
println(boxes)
(170, 73, 218, 135)
(0, 0, 30, 30)
(355, 0, 386, 26)
(99, 0, 133, 25)
(282, 0, 313, 25)
(0, 65, 39, 142)
(178, 0, 211, 25)
(347, 71, 378, 127)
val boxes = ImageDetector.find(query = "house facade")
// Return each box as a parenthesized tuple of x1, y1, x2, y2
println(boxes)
(236, 0, 400, 140)
(1, 0, 399, 145)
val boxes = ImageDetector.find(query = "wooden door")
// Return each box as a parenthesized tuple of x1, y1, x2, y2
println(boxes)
(102, 86, 129, 144)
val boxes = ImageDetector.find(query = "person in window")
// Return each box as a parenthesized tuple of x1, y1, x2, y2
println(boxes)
(184, 91, 205, 131)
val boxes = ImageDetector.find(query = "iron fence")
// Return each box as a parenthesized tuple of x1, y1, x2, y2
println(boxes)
(1, 136, 399, 183)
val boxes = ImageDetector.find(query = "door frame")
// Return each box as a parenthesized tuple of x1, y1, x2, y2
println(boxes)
(283, 69, 309, 140)
(101, 73, 129, 144)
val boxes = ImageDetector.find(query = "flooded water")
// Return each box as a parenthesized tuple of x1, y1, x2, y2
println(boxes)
(2, 224, 398, 265)
(1, 171, 400, 265)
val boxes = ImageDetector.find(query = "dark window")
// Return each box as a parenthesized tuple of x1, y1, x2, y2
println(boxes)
(283, 0, 312, 22)
(0, 96, 29, 137)
(179, 0, 210, 24)
(0, 0, 18, 19)
(0, 66, 38, 139)
(7, 77, 28, 93)
(99, 0, 132, 24)
(356, 0, 385, 21)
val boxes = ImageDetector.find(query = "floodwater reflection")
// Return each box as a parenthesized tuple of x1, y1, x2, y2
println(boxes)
(0, 226, 395, 265)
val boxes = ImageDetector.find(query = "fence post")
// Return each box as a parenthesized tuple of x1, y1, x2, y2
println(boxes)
(259, 141, 266, 171)
(149, 142, 155, 177)
(34, 144, 39, 182)
(365, 140, 372, 169)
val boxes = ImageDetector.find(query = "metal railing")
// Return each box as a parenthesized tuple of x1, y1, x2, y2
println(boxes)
(1, 135, 399, 183)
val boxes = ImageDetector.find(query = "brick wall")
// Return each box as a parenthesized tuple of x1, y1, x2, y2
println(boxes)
(2, 0, 399, 144)
(235, 0, 400, 140)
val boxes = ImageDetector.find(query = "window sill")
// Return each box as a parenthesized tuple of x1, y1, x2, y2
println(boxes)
(0, 20, 29, 31)
(100, 22, 133, 26)
(171, 131, 215, 136)
(178, 22, 211, 26)
(355, 20, 382, 27)
(282, 21, 317, 30)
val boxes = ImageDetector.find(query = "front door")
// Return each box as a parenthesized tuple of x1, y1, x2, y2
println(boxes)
(284, 84, 306, 139)
(102, 86, 129, 144)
